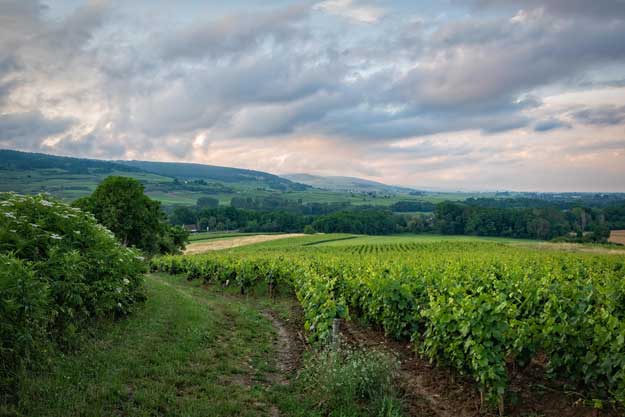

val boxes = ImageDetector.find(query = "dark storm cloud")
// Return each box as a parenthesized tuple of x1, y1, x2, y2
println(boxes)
(0, 111, 74, 148)
(391, 15, 625, 114)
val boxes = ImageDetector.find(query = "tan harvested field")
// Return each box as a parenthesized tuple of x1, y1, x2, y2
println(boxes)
(184, 233, 305, 254)
(609, 230, 625, 245)
(512, 241, 625, 255)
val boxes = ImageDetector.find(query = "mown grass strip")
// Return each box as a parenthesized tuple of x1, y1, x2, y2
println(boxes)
(12, 274, 281, 417)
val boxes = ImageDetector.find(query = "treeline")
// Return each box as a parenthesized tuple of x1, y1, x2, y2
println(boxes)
(434, 202, 612, 241)
(225, 195, 436, 214)
(168, 195, 625, 242)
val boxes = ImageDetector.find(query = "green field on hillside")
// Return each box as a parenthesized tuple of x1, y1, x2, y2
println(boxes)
(311, 233, 535, 246)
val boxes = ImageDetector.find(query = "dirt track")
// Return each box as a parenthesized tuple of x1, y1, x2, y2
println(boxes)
(184, 233, 305, 254)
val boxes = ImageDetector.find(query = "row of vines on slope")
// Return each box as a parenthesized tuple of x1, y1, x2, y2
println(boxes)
(150, 242, 625, 408)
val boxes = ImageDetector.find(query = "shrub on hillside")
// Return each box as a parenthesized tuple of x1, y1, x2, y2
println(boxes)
(0, 193, 146, 402)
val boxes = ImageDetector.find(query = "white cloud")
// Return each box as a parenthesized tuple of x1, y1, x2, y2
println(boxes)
(314, 0, 385, 23)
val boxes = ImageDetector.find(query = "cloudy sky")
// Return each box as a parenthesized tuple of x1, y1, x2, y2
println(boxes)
(1, 0, 625, 191)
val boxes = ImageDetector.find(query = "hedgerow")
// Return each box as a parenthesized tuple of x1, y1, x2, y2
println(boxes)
(0, 193, 146, 403)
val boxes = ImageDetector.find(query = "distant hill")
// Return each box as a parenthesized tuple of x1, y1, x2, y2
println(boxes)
(0, 149, 141, 174)
(0, 149, 310, 203)
(118, 160, 307, 191)
(282, 173, 420, 194)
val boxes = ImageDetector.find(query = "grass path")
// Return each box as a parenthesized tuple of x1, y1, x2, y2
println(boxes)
(14, 274, 293, 417)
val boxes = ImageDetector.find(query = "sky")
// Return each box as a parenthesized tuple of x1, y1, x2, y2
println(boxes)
(1, 0, 625, 192)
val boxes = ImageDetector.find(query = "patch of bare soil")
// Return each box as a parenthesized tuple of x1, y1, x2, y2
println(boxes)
(184, 234, 305, 254)
(511, 241, 625, 255)
(261, 310, 301, 385)
(339, 320, 623, 417)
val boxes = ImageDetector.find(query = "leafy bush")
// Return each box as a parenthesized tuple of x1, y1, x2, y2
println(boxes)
(0, 193, 146, 402)
(74, 176, 188, 255)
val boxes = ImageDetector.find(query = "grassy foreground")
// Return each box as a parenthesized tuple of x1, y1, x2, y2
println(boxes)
(11, 273, 403, 417)
(12, 274, 282, 417)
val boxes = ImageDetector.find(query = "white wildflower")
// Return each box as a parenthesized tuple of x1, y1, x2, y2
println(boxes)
(116, 287, 122, 293)
(40, 200, 53, 207)
(50, 233, 62, 240)
(10, 229, 16, 233)
(30, 223, 39, 228)
(74, 230, 81, 235)
(3, 212, 16, 219)
(135, 256, 145, 261)
(123, 278, 130, 285)
(117, 302, 122, 308)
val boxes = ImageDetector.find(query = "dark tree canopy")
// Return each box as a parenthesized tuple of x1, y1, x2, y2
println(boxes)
(74, 176, 188, 254)
(196, 196, 220, 208)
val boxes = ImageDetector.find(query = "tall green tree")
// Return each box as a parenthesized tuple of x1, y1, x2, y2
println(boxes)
(74, 176, 188, 254)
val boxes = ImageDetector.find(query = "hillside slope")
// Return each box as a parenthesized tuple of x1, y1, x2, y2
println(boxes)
(119, 160, 308, 190)
(283, 173, 419, 194)
(0, 149, 309, 203)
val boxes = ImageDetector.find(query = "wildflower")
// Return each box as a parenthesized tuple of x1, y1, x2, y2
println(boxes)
(135, 256, 145, 261)
(30, 223, 39, 228)
(3, 212, 16, 219)
(50, 233, 62, 240)
(74, 230, 81, 235)
(117, 302, 122, 308)
(123, 278, 130, 285)
(10, 229, 16, 233)
(40, 200, 53, 207)
(116, 287, 122, 293)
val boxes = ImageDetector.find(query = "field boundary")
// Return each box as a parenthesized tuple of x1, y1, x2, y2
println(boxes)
(301, 235, 358, 246)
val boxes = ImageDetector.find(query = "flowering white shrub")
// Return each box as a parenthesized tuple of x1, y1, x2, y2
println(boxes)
(0, 193, 146, 400)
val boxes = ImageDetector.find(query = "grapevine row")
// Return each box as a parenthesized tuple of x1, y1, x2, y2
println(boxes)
(150, 242, 625, 406)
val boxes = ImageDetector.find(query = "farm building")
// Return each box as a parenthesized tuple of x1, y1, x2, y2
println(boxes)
(608, 230, 625, 245)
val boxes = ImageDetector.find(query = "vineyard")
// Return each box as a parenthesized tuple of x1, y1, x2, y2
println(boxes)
(151, 242, 625, 411)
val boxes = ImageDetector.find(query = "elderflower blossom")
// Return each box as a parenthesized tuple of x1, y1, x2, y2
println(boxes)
(50, 233, 63, 240)
(4, 212, 16, 219)
(40, 200, 53, 207)
(123, 278, 130, 285)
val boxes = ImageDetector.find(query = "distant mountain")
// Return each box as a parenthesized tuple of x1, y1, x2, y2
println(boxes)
(282, 173, 419, 194)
